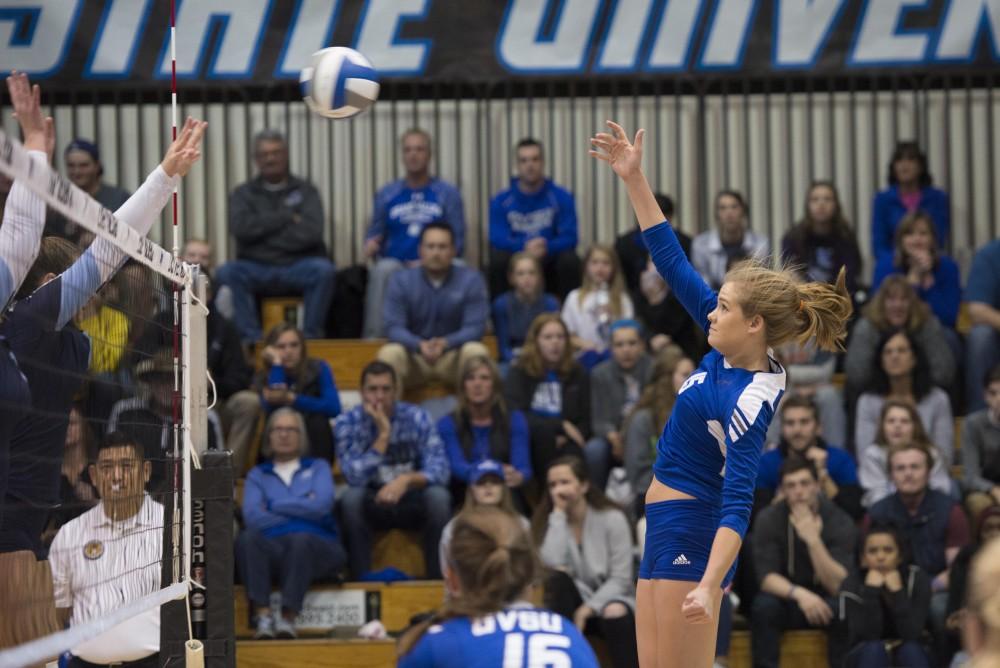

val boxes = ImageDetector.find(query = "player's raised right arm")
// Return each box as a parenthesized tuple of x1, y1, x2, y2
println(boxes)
(590, 121, 716, 330)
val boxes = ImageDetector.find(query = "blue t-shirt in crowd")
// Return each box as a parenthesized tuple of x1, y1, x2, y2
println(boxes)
(871, 252, 963, 328)
(965, 239, 1000, 308)
(871, 185, 950, 258)
(398, 603, 598, 668)
(755, 442, 858, 492)
(367, 178, 465, 261)
(437, 410, 533, 484)
(489, 178, 578, 254)
(491, 291, 560, 363)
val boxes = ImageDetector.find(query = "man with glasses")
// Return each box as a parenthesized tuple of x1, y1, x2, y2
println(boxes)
(215, 129, 335, 344)
(48, 432, 163, 667)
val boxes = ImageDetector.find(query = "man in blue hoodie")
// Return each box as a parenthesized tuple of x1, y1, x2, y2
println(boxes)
(362, 129, 466, 338)
(488, 138, 580, 300)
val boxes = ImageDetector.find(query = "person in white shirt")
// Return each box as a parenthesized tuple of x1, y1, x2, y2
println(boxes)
(690, 190, 769, 290)
(49, 431, 163, 668)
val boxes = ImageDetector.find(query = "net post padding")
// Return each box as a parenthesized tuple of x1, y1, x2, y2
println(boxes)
(160, 451, 235, 667)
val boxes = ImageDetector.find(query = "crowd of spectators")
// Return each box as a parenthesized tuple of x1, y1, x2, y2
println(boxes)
(10, 116, 1000, 668)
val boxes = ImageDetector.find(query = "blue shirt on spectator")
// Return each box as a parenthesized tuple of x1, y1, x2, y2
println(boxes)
(264, 361, 342, 417)
(489, 178, 578, 254)
(334, 402, 449, 488)
(756, 442, 858, 492)
(366, 178, 465, 261)
(383, 266, 488, 352)
(871, 252, 963, 328)
(965, 239, 1000, 307)
(242, 457, 340, 541)
(871, 185, 950, 258)
(437, 409, 532, 484)
(491, 291, 560, 363)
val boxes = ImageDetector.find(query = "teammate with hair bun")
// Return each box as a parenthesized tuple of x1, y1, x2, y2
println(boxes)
(397, 506, 598, 667)
(590, 121, 852, 668)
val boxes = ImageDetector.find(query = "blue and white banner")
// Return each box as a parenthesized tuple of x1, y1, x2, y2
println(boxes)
(0, 0, 997, 85)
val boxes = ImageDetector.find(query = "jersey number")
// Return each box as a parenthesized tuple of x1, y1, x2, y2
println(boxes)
(502, 632, 572, 668)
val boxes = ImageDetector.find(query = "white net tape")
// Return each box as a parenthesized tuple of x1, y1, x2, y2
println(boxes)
(0, 128, 188, 286)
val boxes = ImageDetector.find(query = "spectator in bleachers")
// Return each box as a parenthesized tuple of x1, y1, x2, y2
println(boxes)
(871, 141, 950, 259)
(505, 314, 590, 477)
(962, 366, 1000, 520)
(181, 238, 233, 322)
(872, 211, 962, 332)
(437, 459, 531, 574)
(334, 361, 451, 578)
(238, 408, 346, 640)
(946, 505, 1000, 660)
(534, 455, 639, 668)
(965, 239, 1000, 411)
(437, 355, 531, 500)
(377, 222, 489, 394)
(488, 138, 580, 300)
(751, 458, 854, 668)
(691, 190, 769, 290)
(491, 252, 559, 369)
(562, 244, 633, 366)
(961, 527, 1000, 668)
(44, 404, 98, 540)
(623, 346, 694, 512)
(49, 431, 163, 666)
(770, 338, 848, 449)
(617, 194, 702, 359)
(363, 128, 465, 338)
(586, 320, 652, 492)
(781, 181, 862, 294)
(859, 399, 953, 508)
(756, 395, 862, 520)
(216, 129, 335, 343)
(256, 323, 339, 463)
(867, 442, 971, 663)
(48, 139, 131, 242)
(845, 275, 955, 404)
(839, 523, 932, 668)
(855, 329, 954, 467)
(108, 349, 223, 493)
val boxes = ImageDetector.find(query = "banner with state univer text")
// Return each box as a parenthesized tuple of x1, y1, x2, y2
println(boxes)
(0, 0, 996, 86)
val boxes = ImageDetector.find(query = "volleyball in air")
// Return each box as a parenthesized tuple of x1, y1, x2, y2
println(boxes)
(300, 47, 380, 119)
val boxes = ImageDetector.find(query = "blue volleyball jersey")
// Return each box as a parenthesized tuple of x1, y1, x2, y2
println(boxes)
(643, 222, 786, 539)
(398, 604, 598, 668)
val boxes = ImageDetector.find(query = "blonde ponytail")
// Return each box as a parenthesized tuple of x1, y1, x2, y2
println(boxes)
(725, 260, 852, 353)
(397, 508, 538, 657)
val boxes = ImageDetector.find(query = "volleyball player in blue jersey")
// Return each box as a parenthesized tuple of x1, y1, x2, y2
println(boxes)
(397, 507, 599, 668)
(590, 122, 852, 667)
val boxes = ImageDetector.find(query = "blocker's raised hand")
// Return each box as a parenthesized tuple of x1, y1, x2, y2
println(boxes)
(589, 120, 645, 181)
(160, 117, 208, 178)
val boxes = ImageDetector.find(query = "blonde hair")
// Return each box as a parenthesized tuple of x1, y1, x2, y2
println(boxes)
(625, 345, 688, 432)
(724, 259, 852, 352)
(967, 537, 1000, 664)
(863, 274, 931, 331)
(397, 508, 538, 657)
(577, 244, 626, 317)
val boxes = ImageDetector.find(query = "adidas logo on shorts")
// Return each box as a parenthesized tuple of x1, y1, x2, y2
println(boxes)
(672, 554, 691, 566)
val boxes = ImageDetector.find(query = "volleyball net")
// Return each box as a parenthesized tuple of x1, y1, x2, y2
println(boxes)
(0, 126, 211, 667)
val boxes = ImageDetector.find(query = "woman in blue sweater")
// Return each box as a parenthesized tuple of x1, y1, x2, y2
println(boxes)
(871, 210, 962, 329)
(438, 355, 531, 502)
(590, 121, 851, 668)
(491, 252, 560, 368)
(256, 323, 341, 462)
(871, 141, 950, 258)
(238, 407, 347, 639)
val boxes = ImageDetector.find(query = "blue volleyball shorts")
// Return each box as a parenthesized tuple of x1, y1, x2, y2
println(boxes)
(638, 498, 738, 588)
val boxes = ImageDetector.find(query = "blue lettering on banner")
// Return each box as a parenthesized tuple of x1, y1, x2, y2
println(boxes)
(2, 0, 1000, 81)
(0, 1, 83, 76)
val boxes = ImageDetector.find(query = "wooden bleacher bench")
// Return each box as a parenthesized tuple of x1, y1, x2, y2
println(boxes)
(727, 629, 828, 668)
(255, 337, 498, 402)
(261, 296, 304, 334)
(234, 581, 446, 638)
(237, 638, 395, 668)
